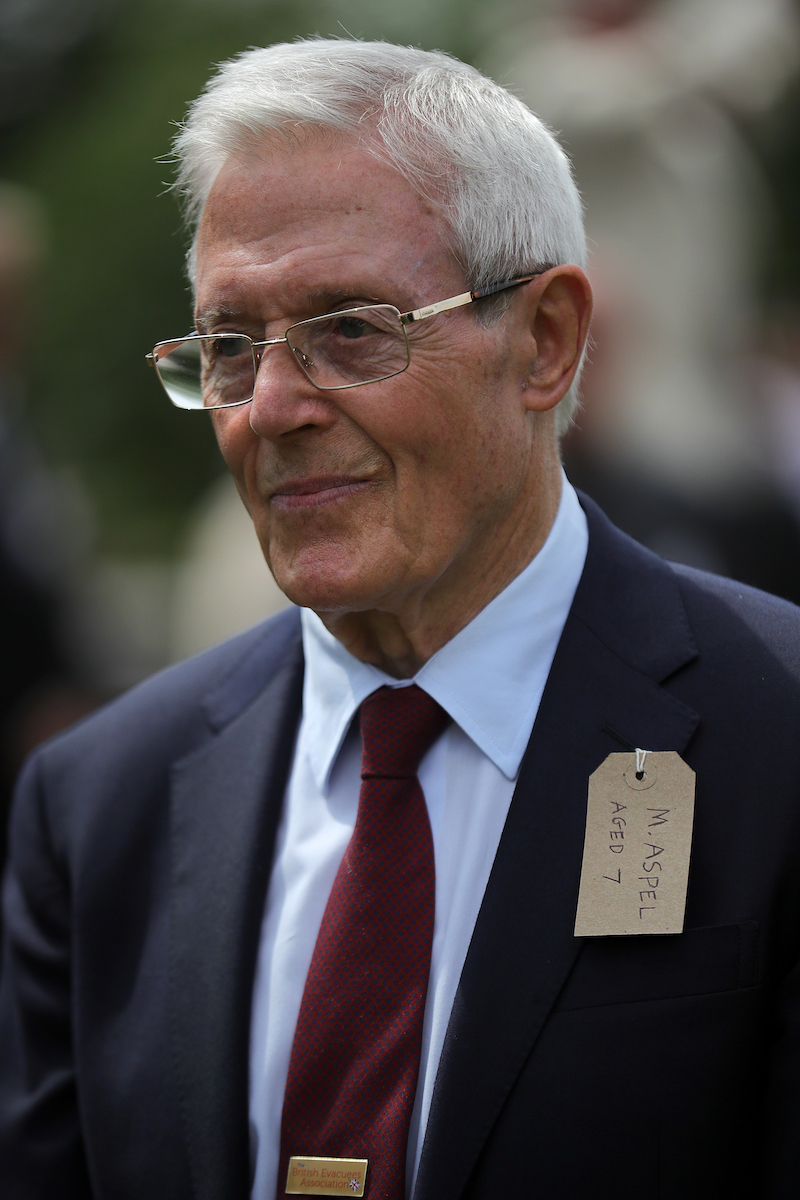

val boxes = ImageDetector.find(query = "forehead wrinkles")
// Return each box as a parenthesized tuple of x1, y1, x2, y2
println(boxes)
(216, 123, 448, 219)
(195, 245, 407, 328)
(197, 135, 452, 265)
(195, 144, 462, 321)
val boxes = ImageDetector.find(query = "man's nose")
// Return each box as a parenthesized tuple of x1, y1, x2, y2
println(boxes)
(248, 338, 337, 440)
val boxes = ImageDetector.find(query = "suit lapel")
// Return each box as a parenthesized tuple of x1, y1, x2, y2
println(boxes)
(169, 617, 303, 1200)
(414, 498, 701, 1200)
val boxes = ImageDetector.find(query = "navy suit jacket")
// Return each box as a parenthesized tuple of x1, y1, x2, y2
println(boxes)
(2, 496, 800, 1199)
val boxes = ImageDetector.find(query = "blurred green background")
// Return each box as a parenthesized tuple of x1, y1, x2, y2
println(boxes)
(0, 0, 503, 560)
(4, 0, 800, 561)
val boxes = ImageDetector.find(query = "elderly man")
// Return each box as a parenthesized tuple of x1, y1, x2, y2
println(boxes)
(2, 38, 800, 1200)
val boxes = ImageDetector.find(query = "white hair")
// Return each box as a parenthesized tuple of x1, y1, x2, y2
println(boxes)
(173, 39, 587, 433)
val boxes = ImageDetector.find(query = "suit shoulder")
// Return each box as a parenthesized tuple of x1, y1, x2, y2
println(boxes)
(29, 606, 303, 780)
(669, 562, 800, 677)
(8, 608, 302, 888)
(576, 494, 800, 695)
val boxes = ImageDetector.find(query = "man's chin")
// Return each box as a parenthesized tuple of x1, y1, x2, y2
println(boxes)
(267, 561, 385, 616)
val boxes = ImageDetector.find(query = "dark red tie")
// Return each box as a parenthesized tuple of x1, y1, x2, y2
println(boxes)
(278, 684, 450, 1200)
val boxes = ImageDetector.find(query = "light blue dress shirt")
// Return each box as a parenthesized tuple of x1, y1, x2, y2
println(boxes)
(249, 475, 588, 1199)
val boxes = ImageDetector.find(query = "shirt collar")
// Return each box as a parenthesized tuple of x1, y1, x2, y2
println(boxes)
(300, 474, 588, 791)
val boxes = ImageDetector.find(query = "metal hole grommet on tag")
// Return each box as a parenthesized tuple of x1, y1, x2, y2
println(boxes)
(574, 750, 696, 937)
(286, 1156, 368, 1197)
(624, 746, 658, 791)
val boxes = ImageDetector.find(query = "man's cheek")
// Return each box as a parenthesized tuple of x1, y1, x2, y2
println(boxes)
(212, 415, 254, 482)
(212, 406, 248, 448)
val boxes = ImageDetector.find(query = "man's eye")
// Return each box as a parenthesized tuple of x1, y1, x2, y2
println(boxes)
(336, 316, 367, 339)
(212, 336, 250, 358)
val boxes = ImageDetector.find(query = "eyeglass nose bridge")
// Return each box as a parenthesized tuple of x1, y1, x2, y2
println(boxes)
(251, 334, 313, 381)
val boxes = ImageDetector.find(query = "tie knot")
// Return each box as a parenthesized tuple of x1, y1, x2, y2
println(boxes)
(360, 685, 449, 779)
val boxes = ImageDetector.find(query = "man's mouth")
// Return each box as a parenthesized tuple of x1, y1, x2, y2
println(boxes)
(270, 476, 372, 511)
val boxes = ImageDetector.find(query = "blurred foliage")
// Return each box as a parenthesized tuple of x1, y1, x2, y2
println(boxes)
(0, 0, 494, 558)
(3, 0, 800, 558)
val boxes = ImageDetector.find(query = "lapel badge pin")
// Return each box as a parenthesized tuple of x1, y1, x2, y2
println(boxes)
(286, 1156, 368, 1197)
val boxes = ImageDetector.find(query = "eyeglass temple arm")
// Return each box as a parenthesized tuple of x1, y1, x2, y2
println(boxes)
(399, 271, 548, 326)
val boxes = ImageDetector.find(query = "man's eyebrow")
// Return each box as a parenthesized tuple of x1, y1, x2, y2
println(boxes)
(195, 290, 386, 334)
(194, 305, 243, 334)
(305, 288, 383, 312)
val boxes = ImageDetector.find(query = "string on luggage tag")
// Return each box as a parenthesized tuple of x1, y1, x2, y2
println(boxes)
(635, 748, 648, 781)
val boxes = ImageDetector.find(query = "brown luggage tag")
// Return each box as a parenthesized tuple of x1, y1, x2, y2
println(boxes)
(574, 750, 696, 937)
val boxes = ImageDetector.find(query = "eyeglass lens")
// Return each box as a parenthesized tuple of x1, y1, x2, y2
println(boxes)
(153, 305, 410, 409)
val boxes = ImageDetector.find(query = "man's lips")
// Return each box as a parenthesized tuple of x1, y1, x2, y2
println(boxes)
(270, 476, 372, 511)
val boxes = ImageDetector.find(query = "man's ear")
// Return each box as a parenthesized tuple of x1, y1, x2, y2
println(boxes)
(517, 266, 593, 412)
